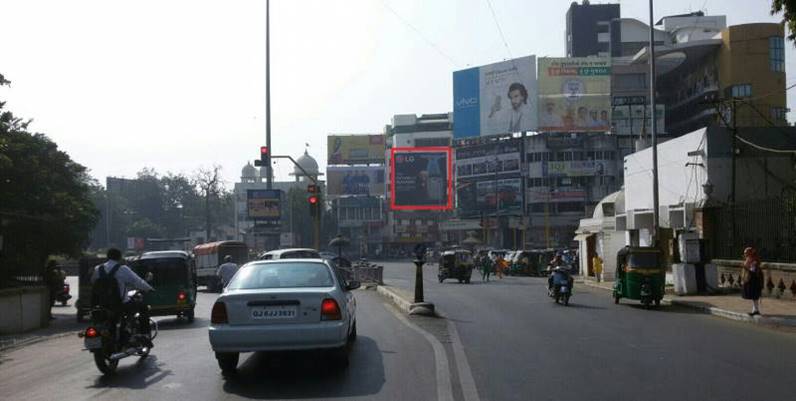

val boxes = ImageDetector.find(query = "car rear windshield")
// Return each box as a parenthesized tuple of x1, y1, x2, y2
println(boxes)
(280, 250, 320, 259)
(227, 262, 334, 289)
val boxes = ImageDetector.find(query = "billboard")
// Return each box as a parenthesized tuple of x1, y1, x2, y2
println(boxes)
(390, 147, 453, 211)
(327, 166, 385, 196)
(453, 55, 538, 138)
(537, 57, 611, 132)
(247, 189, 282, 223)
(327, 134, 386, 165)
(476, 178, 523, 214)
(543, 160, 610, 177)
(455, 139, 521, 179)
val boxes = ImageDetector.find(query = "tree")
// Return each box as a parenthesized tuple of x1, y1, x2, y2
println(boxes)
(193, 165, 223, 242)
(0, 74, 99, 283)
(772, 0, 796, 43)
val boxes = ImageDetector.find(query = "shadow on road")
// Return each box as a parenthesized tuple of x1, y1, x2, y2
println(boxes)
(154, 317, 209, 331)
(222, 336, 385, 399)
(88, 355, 173, 390)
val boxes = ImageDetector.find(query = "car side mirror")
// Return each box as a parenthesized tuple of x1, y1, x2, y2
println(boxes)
(346, 280, 361, 291)
(145, 272, 154, 283)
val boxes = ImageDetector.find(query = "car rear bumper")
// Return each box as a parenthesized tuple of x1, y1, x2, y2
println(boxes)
(208, 320, 348, 352)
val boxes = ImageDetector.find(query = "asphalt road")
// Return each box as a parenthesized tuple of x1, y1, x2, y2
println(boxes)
(0, 284, 438, 401)
(381, 260, 796, 401)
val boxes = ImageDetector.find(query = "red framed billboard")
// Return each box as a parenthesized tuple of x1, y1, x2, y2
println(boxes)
(390, 146, 453, 211)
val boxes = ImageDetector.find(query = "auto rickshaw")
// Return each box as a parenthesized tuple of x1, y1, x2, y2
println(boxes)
(438, 249, 474, 284)
(613, 246, 665, 308)
(129, 250, 197, 322)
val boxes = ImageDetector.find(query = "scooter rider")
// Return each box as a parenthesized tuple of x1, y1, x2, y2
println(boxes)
(547, 253, 573, 292)
(91, 248, 155, 347)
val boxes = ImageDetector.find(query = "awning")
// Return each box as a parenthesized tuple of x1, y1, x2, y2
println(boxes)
(573, 233, 594, 242)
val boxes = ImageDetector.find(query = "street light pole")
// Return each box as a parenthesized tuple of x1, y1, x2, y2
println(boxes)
(648, 0, 661, 244)
(265, 0, 273, 190)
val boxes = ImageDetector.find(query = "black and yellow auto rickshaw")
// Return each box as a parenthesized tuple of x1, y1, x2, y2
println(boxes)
(129, 251, 197, 322)
(613, 246, 665, 308)
(438, 249, 474, 284)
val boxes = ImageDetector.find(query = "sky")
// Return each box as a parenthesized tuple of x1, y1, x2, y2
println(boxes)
(1, 0, 794, 188)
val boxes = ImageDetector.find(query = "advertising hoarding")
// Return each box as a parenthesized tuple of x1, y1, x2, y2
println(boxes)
(327, 166, 385, 196)
(247, 189, 282, 223)
(527, 188, 587, 203)
(543, 160, 611, 177)
(327, 134, 386, 165)
(453, 55, 538, 138)
(614, 104, 665, 136)
(476, 178, 523, 214)
(537, 57, 611, 132)
(390, 147, 452, 211)
(455, 139, 521, 179)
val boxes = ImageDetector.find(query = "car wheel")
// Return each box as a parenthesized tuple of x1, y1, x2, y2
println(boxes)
(216, 352, 239, 375)
(348, 321, 357, 342)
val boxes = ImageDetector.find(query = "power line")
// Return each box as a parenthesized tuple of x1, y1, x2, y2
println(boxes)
(485, 0, 514, 61)
(380, 0, 458, 67)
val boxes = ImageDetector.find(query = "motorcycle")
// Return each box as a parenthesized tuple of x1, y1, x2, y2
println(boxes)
(55, 283, 72, 306)
(547, 266, 573, 306)
(79, 290, 158, 375)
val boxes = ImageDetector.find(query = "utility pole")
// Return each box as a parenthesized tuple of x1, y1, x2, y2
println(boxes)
(494, 143, 499, 248)
(265, 0, 273, 189)
(730, 98, 737, 249)
(648, 0, 661, 245)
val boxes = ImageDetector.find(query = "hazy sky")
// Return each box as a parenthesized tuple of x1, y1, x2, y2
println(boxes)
(1, 0, 793, 188)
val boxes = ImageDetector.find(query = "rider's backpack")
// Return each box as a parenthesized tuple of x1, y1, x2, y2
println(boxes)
(91, 264, 122, 309)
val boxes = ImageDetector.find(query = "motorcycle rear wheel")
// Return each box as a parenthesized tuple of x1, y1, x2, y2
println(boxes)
(564, 295, 570, 306)
(93, 352, 118, 375)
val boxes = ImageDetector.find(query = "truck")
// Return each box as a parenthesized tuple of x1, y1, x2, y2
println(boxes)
(193, 241, 248, 292)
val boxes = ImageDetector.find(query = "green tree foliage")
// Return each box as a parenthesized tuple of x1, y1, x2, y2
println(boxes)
(0, 75, 99, 282)
(772, 0, 796, 43)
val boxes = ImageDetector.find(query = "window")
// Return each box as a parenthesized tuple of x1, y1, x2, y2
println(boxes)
(771, 107, 788, 122)
(770, 36, 785, 72)
(731, 84, 752, 98)
(530, 203, 545, 213)
(564, 152, 573, 161)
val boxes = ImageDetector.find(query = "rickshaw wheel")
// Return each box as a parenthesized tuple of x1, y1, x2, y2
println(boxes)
(185, 308, 195, 323)
(613, 296, 620, 304)
(465, 277, 471, 284)
(654, 299, 661, 307)
(438, 277, 444, 283)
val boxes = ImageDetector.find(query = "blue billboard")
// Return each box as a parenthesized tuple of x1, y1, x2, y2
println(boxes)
(452, 55, 538, 139)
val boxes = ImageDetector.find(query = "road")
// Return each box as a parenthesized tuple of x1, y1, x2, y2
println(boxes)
(381, 260, 796, 401)
(0, 282, 438, 401)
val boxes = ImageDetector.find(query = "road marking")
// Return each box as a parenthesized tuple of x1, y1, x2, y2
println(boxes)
(385, 303, 454, 401)
(447, 320, 481, 401)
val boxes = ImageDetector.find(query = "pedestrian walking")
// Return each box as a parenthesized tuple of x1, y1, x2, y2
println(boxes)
(216, 255, 239, 289)
(741, 247, 765, 316)
(481, 256, 493, 282)
(45, 260, 65, 319)
(592, 254, 603, 283)
(496, 255, 507, 279)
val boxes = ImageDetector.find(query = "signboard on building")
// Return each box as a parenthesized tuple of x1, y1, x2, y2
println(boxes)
(327, 166, 385, 196)
(543, 160, 610, 177)
(327, 134, 386, 165)
(476, 178, 523, 214)
(246, 189, 282, 223)
(453, 55, 538, 138)
(528, 188, 587, 203)
(390, 147, 453, 211)
(537, 57, 611, 132)
(455, 139, 521, 179)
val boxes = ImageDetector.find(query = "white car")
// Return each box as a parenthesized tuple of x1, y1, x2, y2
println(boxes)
(208, 259, 359, 374)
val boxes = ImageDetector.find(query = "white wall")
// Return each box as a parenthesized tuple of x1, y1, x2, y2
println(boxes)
(624, 128, 708, 212)
(620, 19, 672, 45)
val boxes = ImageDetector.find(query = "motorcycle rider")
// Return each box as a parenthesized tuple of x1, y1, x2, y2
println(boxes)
(547, 253, 573, 293)
(91, 248, 155, 348)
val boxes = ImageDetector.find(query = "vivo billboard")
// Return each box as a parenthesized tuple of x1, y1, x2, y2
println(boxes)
(453, 55, 538, 138)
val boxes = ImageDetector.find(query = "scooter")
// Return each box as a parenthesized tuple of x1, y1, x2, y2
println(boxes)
(55, 283, 72, 306)
(547, 266, 573, 306)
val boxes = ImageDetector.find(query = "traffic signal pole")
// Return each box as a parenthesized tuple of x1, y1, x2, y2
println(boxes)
(265, 0, 272, 189)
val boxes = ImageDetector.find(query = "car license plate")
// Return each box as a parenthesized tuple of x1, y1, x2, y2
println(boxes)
(84, 337, 102, 350)
(560, 286, 568, 293)
(251, 305, 297, 320)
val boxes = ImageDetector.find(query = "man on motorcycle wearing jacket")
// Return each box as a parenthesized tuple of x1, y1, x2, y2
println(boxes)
(91, 248, 155, 348)
(547, 254, 573, 292)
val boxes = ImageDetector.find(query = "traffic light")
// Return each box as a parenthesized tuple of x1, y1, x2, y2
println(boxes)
(308, 194, 320, 217)
(254, 146, 270, 167)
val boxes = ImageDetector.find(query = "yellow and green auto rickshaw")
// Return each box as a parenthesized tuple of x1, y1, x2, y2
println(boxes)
(613, 246, 665, 308)
(438, 249, 474, 284)
(130, 250, 197, 322)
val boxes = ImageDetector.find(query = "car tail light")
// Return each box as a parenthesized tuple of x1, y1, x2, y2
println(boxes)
(177, 290, 187, 303)
(211, 302, 228, 324)
(85, 327, 98, 338)
(63, 284, 69, 292)
(321, 298, 341, 321)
